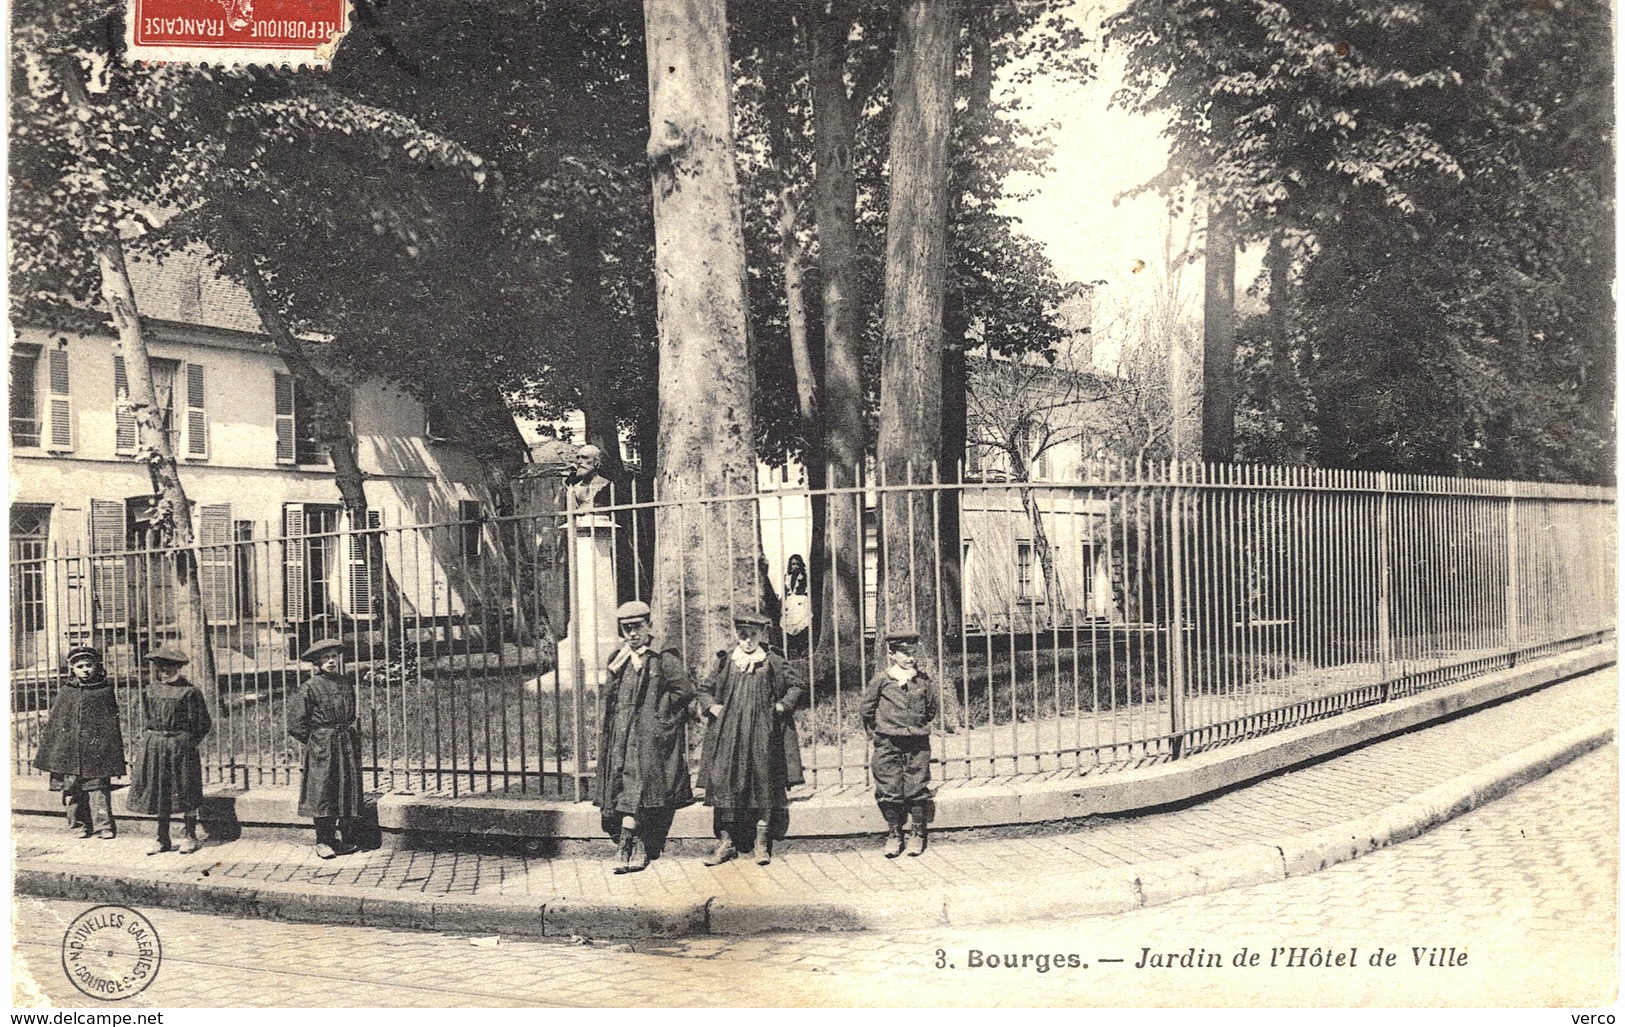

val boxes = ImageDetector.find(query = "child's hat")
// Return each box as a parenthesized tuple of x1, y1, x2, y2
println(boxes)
(733, 610, 771, 628)
(887, 629, 921, 643)
(146, 645, 191, 666)
(65, 645, 103, 664)
(301, 638, 345, 663)
(616, 600, 653, 623)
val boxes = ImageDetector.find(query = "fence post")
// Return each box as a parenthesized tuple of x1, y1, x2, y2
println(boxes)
(1505, 483, 1520, 661)
(1377, 471, 1393, 686)
(1167, 466, 1186, 760)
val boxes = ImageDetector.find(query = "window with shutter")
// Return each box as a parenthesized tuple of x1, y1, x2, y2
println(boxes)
(198, 503, 234, 623)
(274, 372, 296, 465)
(113, 355, 136, 455)
(345, 509, 379, 618)
(283, 502, 307, 621)
(10, 348, 42, 448)
(46, 347, 72, 452)
(185, 363, 208, 459)
(89, 499, 129, 626)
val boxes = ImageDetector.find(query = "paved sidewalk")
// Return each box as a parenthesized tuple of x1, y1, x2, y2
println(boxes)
(14, 667, 1615, 937)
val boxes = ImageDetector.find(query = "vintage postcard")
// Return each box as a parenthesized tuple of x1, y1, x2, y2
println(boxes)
(6, 0, 1617, 1015)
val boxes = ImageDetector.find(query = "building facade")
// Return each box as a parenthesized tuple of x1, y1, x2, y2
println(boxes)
(9, 253, 519, 677)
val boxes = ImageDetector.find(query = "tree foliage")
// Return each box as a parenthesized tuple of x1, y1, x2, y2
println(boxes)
(1110, 0, 1614, 483)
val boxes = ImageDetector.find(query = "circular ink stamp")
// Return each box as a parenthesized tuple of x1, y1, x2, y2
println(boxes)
(60, 905, 163, 1001)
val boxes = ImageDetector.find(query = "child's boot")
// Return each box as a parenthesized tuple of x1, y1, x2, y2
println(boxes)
(65, 791, 91, 838)
(880, 803, 906, 858)
(704, 829, 738, 866)
(753, 819, 773, 866)
(905, 803, 927, 857)
(314, 817, 339, 860)
(148, 817, 173, 856)
(177, 812, 201, 855)
(617, 830, 649, 875)
(88, 788, 116, 840)
(332, 819, 359, 856)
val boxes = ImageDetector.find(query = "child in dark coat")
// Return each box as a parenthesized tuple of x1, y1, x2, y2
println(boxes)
(861, 630, 938, 858)
(695, 611, 805, 866)
(34, 645, 127, 840)
(289, 638, 364, 859)
(125, 646, 212, 855)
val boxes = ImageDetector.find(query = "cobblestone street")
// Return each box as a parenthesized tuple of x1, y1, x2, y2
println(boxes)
(13, 741, 1616, 1008)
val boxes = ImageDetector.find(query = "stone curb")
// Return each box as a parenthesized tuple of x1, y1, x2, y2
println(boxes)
(16, 717, 1612, 939)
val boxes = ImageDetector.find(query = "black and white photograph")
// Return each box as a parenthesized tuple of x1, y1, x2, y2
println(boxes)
(5, 0, 1618, 1013)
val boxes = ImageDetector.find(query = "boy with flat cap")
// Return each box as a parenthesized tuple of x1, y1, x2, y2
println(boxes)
(289, 638, 364, 859)
(861, 629, 938, 857)
(593, 601, 696, 874)
(695, 610, 805, 866)
(34, 645, 126, 840)
(126, 646, 212, 855)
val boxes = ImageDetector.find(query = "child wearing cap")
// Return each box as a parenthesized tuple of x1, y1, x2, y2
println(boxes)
(126, 646, 212, 855)
(695, 611, 805, 866)
(593, 601, 696, 874)
(34, 646, 127, 840)
(289, 639, 364, 859)
(861, 629, 939, 857)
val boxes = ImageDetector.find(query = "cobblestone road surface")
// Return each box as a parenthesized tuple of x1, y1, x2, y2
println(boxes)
(13, 741, 1615, 1008)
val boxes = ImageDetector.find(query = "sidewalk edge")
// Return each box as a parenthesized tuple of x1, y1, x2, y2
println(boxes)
(19, 719, 1610, 938)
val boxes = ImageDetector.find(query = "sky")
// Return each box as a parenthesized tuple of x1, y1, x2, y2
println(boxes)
(995, 2, 1262, 369)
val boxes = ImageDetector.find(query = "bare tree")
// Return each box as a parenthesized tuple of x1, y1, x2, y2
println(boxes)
(965, 324, 1113, 609)
(1099, 207, 1203, 465)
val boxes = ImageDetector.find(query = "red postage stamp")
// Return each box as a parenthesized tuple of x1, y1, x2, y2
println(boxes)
(126, 0, 349, 66)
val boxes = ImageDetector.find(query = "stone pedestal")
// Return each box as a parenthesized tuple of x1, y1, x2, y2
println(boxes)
(541, 514, 620, 689)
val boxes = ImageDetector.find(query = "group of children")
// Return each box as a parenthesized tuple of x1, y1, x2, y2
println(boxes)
(593, 602, 942, 872)
(33, 638, 363, 860)
(34, 644, 211, 854)
(35, 618, 943, 868)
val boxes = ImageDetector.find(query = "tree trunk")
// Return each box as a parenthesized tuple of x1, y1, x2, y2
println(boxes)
(97, 238, 218, 688)
(778, 188, 816, 422)
(643, 0, 759, 668)
(1201, 106, 1238, 464)
(808, 0, 868, 689)
(1265, 228, 1307, 463)
(935, 15, 989, 657)
(876, 0, 957, 653)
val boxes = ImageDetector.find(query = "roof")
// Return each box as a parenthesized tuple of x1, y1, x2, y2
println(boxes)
(123, 249, 267, 337)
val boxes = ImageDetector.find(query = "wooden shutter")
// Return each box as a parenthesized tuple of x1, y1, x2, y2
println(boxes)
(88, 500, 128, 626)
(283, 503, 307, 621)
(345, 509, 378, 619)
(45, 348, 72, 452)
(198, 503, 234, 622)
(113, 355, 136, 455)
(274, 372, 296, 465)
(184, 362, 208, 459)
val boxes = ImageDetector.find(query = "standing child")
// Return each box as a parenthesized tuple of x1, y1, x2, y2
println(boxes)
(861, 630, 938, 858)
(593, 601, 696, 874)
(126, 645, 212, 855)
(289, 638, 364, 859)
(695, 611, 805, 866)
(34, 646, 127, 840)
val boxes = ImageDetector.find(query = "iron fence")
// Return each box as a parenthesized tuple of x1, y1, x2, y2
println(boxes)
(10, 461, 1616, 800)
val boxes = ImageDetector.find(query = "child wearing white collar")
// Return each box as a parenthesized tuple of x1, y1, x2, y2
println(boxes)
(860, 629, 939, 858)
(695, 611, 806, 866)
(593, 601, 697, 874)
